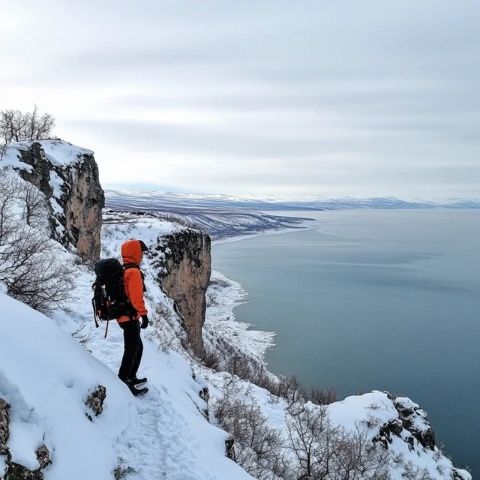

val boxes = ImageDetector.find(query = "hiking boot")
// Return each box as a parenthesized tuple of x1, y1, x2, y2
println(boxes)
(132, 377, 147, 386)
(128, 384, 148, 397)
(119, 377, 148, 396)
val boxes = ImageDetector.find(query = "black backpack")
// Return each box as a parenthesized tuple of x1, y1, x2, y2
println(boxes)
(92, 258, 137, 336)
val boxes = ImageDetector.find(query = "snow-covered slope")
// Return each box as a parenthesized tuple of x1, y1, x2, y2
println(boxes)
(0, 291, 130, 479)
(0, 286, 252, 480)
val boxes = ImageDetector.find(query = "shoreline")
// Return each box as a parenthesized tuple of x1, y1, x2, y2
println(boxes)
(205, 270, 277, 363)
(212, 215, 318, 245)
(208, 214, 320, 365)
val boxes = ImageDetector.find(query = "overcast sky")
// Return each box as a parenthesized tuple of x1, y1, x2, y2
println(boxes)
(1, 0, 479, 199)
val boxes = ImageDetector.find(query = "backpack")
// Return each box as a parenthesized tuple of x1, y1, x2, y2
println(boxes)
(91, 258, 137, 336)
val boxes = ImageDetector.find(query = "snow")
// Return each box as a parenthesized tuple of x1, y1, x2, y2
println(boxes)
(49, 170, 64, 200)
(65, 213, 474, 480)
(3, 140, 92, 169)
(328, 390, 397, 433)
(37, 140, 93, 167)
(0, 145, 33, 172)
(0, 292, 131, 479)
(102, 212, 183, 256)
(0, 275, 252, 479)
(55, 266, 253, 480)
(204, 271, 275, 362)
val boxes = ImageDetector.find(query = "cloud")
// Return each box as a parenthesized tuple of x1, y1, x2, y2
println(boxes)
(1, 0, 479, 198)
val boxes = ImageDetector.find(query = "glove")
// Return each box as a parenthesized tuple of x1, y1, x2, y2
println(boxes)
(141, 315, 149, 329)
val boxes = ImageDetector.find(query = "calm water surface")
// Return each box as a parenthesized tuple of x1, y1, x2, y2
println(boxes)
(213, 209, 480, 475)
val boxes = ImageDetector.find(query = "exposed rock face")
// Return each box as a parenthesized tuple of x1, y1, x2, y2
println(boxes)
(34, 446, 51, 470)
(150, 229, 211, 357)
(14, 140, 104, 262)
(374, 394, 436, 451)
(0, 398, 10, 457)
(225, 437, 235, 461)
(5, 462, 45, 480)
(0, 398, 51, 479)
(85, 385, 107, 419)
(393, 396, 436, 450)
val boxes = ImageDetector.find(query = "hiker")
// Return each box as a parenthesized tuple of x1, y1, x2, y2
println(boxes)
(117, 239, 150, 396)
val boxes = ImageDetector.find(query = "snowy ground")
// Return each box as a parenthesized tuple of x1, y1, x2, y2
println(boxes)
(0, 284, 253, 480)
(204, 271, 275, 364)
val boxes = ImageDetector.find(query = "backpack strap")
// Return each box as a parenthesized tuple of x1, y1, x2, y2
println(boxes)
(123, 262, 139, 271)
(122, 263, 147, 293)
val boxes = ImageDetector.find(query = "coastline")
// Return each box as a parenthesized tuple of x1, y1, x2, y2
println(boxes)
(212, 214, 318, 245)
(204, 270, 276, 363)
(207, 213, 320, 363)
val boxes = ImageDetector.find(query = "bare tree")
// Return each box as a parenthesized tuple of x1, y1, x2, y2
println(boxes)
(0, 106, 55, 159)
(308, 387, 338, 406)
(0, 174, 73, 313)
(400, 462, 433, 480)
(272, 375, 304, 409)
(0, 174, 17, 246)
(19, 182, 48, 227)
(213, 394, 285, 479)
(0, 228, 74, 312)
(330, 426, 390, 480)
(286, 403, 336, 479)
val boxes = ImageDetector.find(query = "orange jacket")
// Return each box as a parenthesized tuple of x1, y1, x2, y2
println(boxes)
(117, 239, 148, 323)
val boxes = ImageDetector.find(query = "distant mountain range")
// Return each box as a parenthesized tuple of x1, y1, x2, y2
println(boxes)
(105, 189, 480, 212)
(104, 190, 480, 239)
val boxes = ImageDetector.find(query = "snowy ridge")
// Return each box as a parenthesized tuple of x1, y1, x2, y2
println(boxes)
(3, 140, 92, 168)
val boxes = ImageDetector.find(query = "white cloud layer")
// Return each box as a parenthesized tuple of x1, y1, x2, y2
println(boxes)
(1, 0, 479, 198)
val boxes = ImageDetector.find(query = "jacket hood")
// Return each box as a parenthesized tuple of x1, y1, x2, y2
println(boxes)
(121, 239, 143, 265)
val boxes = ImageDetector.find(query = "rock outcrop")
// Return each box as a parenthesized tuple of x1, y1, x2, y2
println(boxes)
(150, 229, 211, 357)
(0, 398, 51, 479)
(11, 140, 104, 262)
(0, 399, 10, 458)
(374, 394, 436, 451)
(85, 385, 107, 420)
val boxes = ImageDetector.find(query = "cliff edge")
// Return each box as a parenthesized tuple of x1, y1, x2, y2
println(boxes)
(3, 139, 104, 261)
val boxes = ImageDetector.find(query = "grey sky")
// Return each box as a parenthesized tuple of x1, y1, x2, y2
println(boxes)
(1, 0, 479, 199)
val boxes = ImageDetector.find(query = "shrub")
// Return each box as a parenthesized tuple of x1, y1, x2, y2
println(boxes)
(213, 394, 285, 479)
(0, 173, 73, 313)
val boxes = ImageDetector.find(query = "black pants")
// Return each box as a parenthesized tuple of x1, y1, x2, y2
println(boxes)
(118, 320, 143, 381)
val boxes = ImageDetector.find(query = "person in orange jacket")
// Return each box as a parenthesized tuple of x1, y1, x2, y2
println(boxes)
(118, 239, 149, 396)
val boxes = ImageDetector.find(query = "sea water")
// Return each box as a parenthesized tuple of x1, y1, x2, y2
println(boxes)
(212, 209, 480, 475)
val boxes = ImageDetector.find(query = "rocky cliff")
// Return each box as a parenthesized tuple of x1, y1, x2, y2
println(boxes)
(7, 140, 104, 262)
(149, 228, 212, 357)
